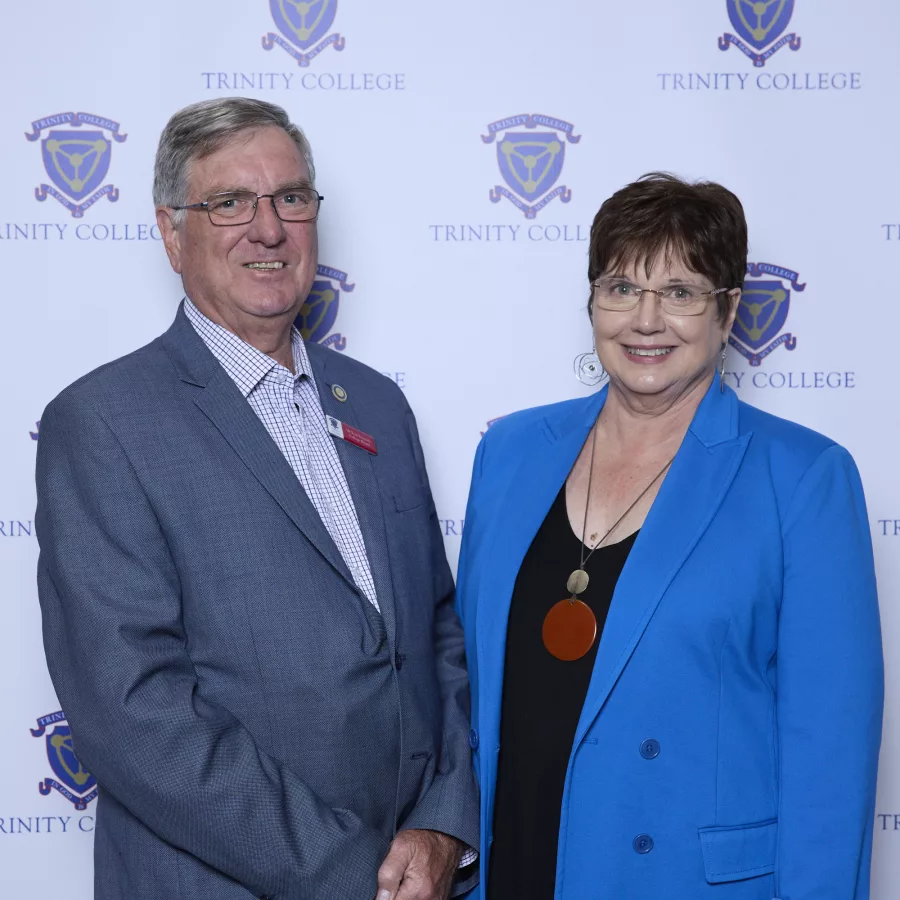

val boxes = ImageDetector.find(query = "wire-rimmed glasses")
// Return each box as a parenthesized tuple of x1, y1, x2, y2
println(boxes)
(171, 186, 323, 226)
(592, 276, 732, 316)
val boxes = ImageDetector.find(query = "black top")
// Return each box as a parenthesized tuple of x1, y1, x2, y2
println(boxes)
(487, 485, 638, 900)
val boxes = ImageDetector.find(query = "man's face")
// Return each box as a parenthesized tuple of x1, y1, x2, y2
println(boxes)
(157, 126, 318, 331)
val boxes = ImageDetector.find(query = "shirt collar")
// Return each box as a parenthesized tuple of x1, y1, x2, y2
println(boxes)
(184, 297, 314, 398)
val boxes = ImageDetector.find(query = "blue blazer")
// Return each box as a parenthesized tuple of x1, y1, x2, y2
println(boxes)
(457, 377, 883, 900)
(35, 307, 479, 900)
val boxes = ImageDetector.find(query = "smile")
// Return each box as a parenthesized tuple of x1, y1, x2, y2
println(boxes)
(243, 261, 285, 269)
(625, 346, 673, 357)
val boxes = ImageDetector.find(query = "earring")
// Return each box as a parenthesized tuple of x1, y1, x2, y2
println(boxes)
(574, 344, 607, 386)
(719, 342, 728, 393)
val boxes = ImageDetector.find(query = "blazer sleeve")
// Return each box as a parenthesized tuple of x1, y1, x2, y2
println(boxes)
(775, 444, 884, 899)
(35, 395, 390, 900)
(393, 397, 480, 896)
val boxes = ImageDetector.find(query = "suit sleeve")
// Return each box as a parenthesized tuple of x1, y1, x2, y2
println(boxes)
(775, 444, 883, 899)
(454, 432, 488, 636)
(393, 398, 480, 895)
(35, 395, 389, 900)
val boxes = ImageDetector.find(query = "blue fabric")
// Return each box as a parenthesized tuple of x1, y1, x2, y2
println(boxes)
(35, 306, 479, 900)
(456, 376, 883, 900)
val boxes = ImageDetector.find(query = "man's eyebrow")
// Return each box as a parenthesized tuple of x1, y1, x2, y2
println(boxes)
(200, 184, 248, 196)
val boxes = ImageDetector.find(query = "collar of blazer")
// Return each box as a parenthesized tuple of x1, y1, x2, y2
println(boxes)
(475, 375, 752, 757)
(160, 303, 396, 627)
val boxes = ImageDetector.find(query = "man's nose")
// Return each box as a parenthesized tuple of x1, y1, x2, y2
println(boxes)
(246, 196, 286, 244)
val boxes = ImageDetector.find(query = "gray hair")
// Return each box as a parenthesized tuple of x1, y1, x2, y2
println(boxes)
(153, 97, 316, 224)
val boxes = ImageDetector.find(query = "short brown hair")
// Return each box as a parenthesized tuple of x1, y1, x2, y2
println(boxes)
(587, 172, 748, 320)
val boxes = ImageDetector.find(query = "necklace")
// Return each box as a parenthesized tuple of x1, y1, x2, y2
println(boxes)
(542, 426, 674, 661)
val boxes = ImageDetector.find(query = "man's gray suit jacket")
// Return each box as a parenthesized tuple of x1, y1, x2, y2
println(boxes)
(35, 306, 479, 900)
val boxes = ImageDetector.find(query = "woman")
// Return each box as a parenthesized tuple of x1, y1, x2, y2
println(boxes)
(456, 174, 883, 899)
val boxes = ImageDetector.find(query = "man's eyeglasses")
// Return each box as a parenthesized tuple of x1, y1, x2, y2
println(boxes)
(592, 276, 733, 317)
(171, 187, 323, 226)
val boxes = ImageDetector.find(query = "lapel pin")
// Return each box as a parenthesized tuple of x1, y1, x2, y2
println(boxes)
(332, 384, 348, 402)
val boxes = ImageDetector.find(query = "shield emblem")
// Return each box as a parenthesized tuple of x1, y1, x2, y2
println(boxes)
(731, 280, 790, 350)
(497, 132, 565, 202)
(45, 726, 96, 795)
(296, 279, 339, 343)
(41, 131, 111, 201)
(269, 0, 337, 50)
(726, 0, 794, 50)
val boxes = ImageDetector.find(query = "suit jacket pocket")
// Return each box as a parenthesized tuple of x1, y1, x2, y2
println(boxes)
(698, 818, 777, 884)
(393, 483, 431, 512)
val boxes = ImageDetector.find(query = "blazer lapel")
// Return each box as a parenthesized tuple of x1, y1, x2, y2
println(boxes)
(476, 390, 607, 746)
(313, 354, 395, 642)
(572, 378, 751, 747)
(161, 307, 359, 593)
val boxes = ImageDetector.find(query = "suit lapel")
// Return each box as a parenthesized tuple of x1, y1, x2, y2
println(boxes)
(476, 391, 606, 745)
(162, 306, 359, 593)
(572, 379, 750, 746)
(313, 353, 396, 641)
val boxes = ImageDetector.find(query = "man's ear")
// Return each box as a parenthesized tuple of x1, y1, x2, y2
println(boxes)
(156, 206, 183, 275)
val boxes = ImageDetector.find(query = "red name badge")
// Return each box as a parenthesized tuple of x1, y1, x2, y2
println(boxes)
(326, 416, 377, 455)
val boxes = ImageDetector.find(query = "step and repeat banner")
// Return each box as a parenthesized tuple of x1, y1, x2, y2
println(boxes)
(1, 0, 898, 895)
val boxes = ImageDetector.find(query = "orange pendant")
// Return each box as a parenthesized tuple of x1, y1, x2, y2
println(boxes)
(542, 598, 598, 661)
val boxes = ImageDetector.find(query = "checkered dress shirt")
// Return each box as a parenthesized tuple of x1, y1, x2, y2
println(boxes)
(184, 298, 379, 611)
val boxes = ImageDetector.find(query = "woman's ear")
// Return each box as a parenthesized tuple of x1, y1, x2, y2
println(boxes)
(723, 288, 741, 335)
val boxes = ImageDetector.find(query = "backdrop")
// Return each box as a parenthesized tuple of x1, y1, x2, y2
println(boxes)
(2, 0, 898, 895)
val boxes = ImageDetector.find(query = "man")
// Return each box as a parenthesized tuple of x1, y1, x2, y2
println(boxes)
(35, 97, 478, 900)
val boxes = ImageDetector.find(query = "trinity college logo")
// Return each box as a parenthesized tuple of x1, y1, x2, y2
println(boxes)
(719, 0, 802, 67)
(263, 0, 345, 66)
(31, 711, 98, 810)
(729, 262, 806, 366)
(25, 112, 127, 217)
(482, 114, 580, 219)
(295, 264, 354, 350)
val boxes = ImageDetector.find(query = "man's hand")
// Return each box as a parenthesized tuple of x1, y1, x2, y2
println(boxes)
(376, 829, 463, 900)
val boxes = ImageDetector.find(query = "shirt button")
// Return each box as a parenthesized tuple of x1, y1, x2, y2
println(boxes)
(639, 738, 661, 760)
(394, 650, 403, 671)
(469, 728, 479, 751)
(633, 834, 654, 854)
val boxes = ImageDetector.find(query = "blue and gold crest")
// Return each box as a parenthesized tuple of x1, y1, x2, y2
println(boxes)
(482, 114, 580, 219)
(295, 264, 355, 350)
(729, 262, 806, 366)
(719, 0, 801, 66)
(263, 0, 345, 67)
(31, 711, 98, 811)
(26, 112, 127, 218)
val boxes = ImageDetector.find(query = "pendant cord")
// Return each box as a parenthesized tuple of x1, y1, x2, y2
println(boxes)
(575, 426, 675, 580)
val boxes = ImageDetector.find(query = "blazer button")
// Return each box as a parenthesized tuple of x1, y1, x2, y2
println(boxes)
(633, 834, 654, 854)
(394, 650, 403, 671)
(639, 738, 661, 760)
(469, 728, 479, 751)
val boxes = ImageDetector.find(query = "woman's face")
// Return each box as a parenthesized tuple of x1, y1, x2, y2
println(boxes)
(592, 254, 739, 403)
